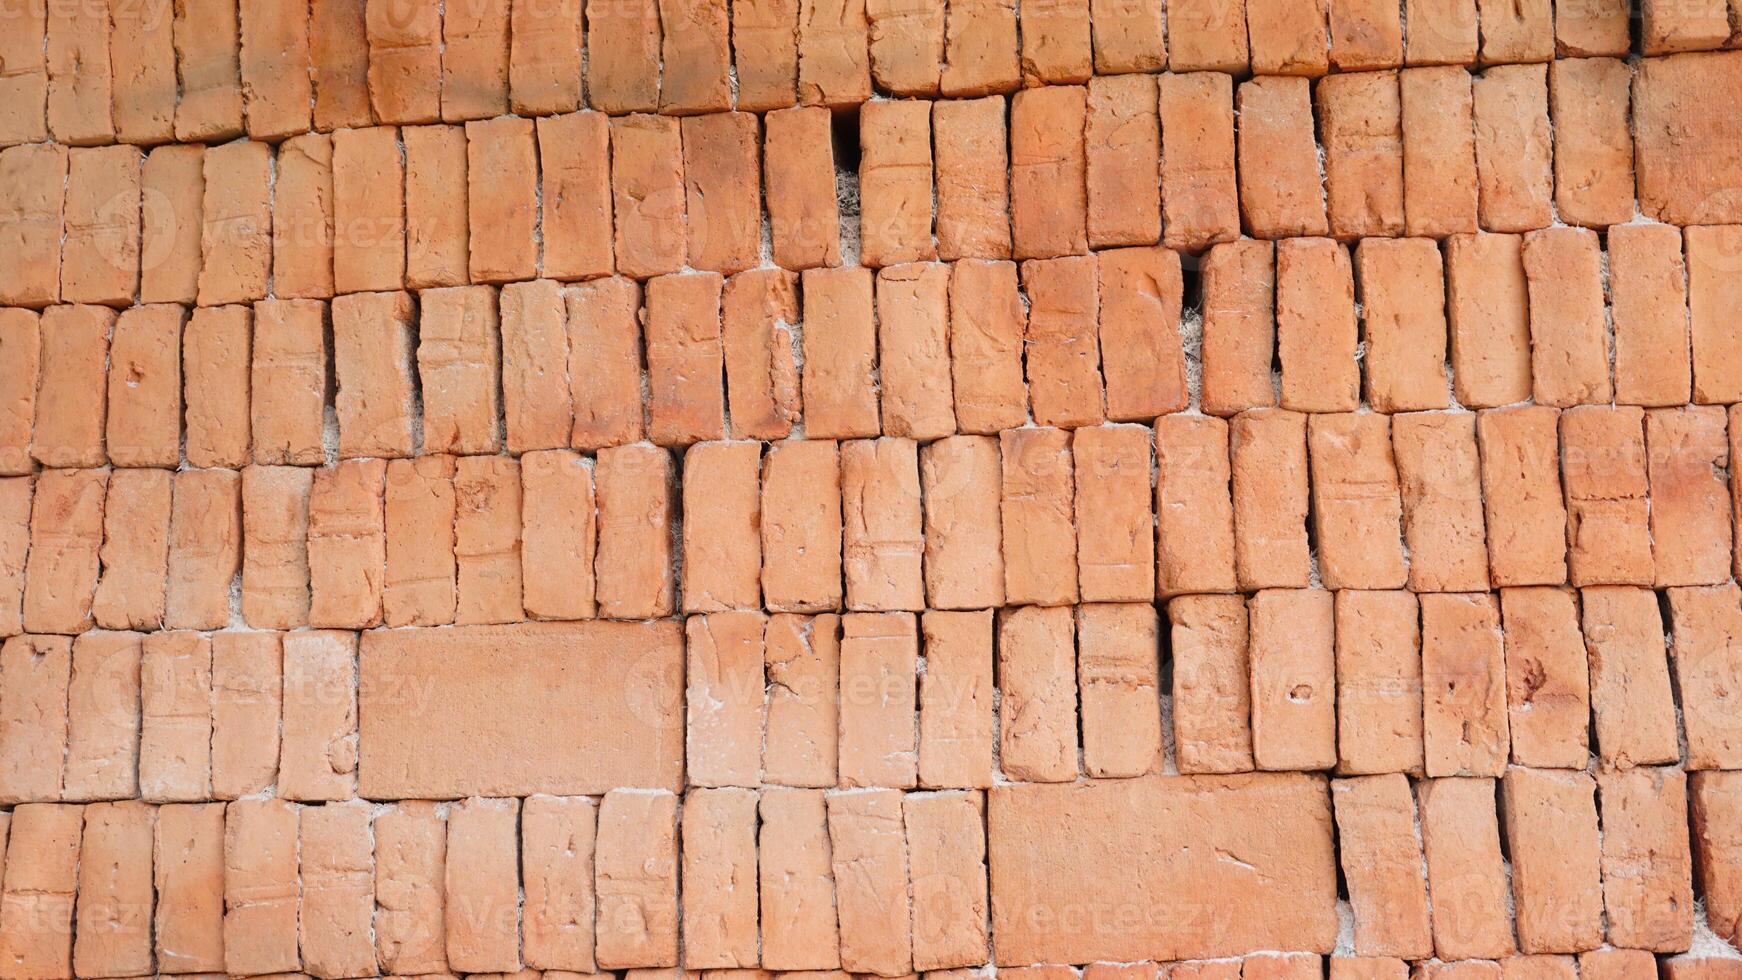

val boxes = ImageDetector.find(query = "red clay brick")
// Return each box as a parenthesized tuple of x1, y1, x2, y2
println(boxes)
(182, 306, 251, 470)
(566, 277, 645, 449)
(1446, 232, 1532, 407)
(1077, 602, 1162, 777)
(680, 112, 761, 275)
(1421, 592, 1509, 776)
(1168, 594, 1253, 773)
(1610, 224, 1692, 406)
(917, 609, 994, 787)
(509, 0, 582, 114)
(1309, 414, 1407, 588)
(948, 259, 1027, 433)
(1074, 426, 1154, 602)
(1317, 71, 1405, 239)
(1400, 66, 1478, 237)
(442, 0, 511, 120)
(167, 468, 244, 630)
(453, 454, 524, 625)
(138, 144, 204, 306)
(1022, 256, 1104, 427)
(222, 797, 298, 976)
(1685, 224, 1742, 404)
(1692, 771, 1742, 947)
(466, 116, 538, 284)
(1019, 0, 1092, 83)
(685, 612, 766, 787)
(22, 469, 107, 636)
(102, 305, 180, 469)
(417, 286, 502, 456)
(1231, 409, 1312, 590)
(841, 437, 925, 611)
(0, 1, 46, 146)
(1667, 583, 1742, 768)
(681, 786, 759, 968)
(1523, 227, 1611, 405)
(384, 455, 458, 627)
(32, 305, 111, 469)
(1199, 239, 1277, 416)
(404, 124, 471, 288)
(1472, 65, 1553, 232)
(734, 0, 801, 108)
(1335, 590, 1425, 773)
(1641, 0, 1734, 53)
(365, 0, 441, 123)
(678, 442, 759, 613)
(1336, 960, 1410, 980)
(1248, 0, 1329, 74)
(1249, 587, 1337, 771)
(45, 0, 113, 146)
(643, 273, 726, 445)
(332, 291, 417, 458)
(860, 101, 936, 267)
(272, 134, 336, 300)
(1404, 0, 1477, 63)
(300, 800, 376, 978)
(864, 0, 943, 96)
(140, 631, 212, 802)
(1555, 0, 1629, 54)
(611, 114, 687, 279)
(1416, 776, 1516, 958)
(1333, 774, 1433, 957)
(199, 140, 272, 306)
(61, 146, 140, 308)
(280, 630, 359, 801)
(0, 479, 26, 636)
(520, 450, 598, 621)
(446, 796, 521, 972)
(838, 611, 919, 787)
(0, 803, 82, 978)
(1000, 427, 1077, 607)
(588, 0, 660, 112)
(1088, 0, 1163, 70)
(1503, 767, 1605, 953)
(1477, 0, 1552, 61)
(1479, 406, 1569, 586)
(1096, 248, 1185, 418)
(1276, 238, 1359, 411)
(1598, 766, 1694, 950)
(1354, 238, 1448, 408)
(240, 465, 311, 630)
(761, 440, 843, 613)
(211, 631, 281, 799)
(0, 144, 65, 309)
(828, 790, 913, 974)
(65, 631, 143, 801)
(333, 126, 406, 294)
(759, 787, 840, 967)
(764, 106, 841, 270)
(1647, 406, 1732, 585)
(1579, 949, 1658, 980)
(870, 263, 951, 440)
(1497, 587, 1591, 768)
(998, 604, 1079, 781)
(535, 112, 613, 281)
(1238, 77, 1329, 238)
(239, 0, 312, 140)
(1169, 0, 1249, 71)
(521, 794, 596, 971)
(1550, 57, 1635, 228)
(374, 800, 448, 974)
(917, 437, 1001, 609)
(1329, 0, 1403, 67)
(105, 0, 174, 140)
(1010, 85, 1088, 259)
(0, 634, 69, 802)
(76, 800, 155, 979)
(1560, 405, 1653, 586)
(798, 0, 872, 107)
(1154, 415, 1238, 596)
(722, 269, 802, 440)
(1581, 586, 1679, 767)
(92, 470, 171, 631)
(940, 0, 1020, 95)
(1085, 76, 1160, 249)
(1158, 71, 1241, 250)
(933, 96, 1010, 260)
(1633, 53, 1742, 225)
(596, 789, 680, 967)
(0, 311, 37, 476)
(764, 613, 840, 787)
(595, 445, 677, 619)
(660, 0, 731, 112)
(309, 0, 372, 129)
(308, 458, 388, 629)
(905, 790, 989, 968)
(801, 266, 880, 438)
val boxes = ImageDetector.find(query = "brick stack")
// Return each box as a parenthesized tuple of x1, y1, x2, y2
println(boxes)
(2, 0, 1742, 977)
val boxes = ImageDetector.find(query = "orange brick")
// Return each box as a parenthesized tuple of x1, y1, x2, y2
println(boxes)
(1199, 239, 1277, 416)
(588, 0, 660, 112)
(1329, 0, 1403, 67)
(1480, 406, 1569, 586)
(1648, 407, 1732, 585)
(765, 613, 840, 786)
(1498, 587, 1591, 768)
(1154, 415, 1238, 596)
(241, 465, 312, 630)
(1277, 238, 1359, 412)
(681, 112, 760, 275)
(453, 454, 524, 626)
(1095, 248, 1185, 418)
(308, 458, 387, 629)
(172, 0, 244, 138)
(0, 804, 82, 979)
(416, 286, 501, 456)
(948, 259, 1027, 433)
(1555, 0, 1629, 54)
(1309, 414, 1407, 588)
(1168, 0, 1248, 71)
(65, 632, 143, 801)
(905, 790, 989, 968)
(998, 604, 1079, 781)
(0, 635, 69, 802)
(1335, 590, 1425, 774)
(1445, 232, 1532, 407)
(374, 801, 448, 973)
(446, 796, 521, 972)
(611, 114, 687, 279)
(681, 786, 759, 968)
(798, 0, 872, 107)
(1010, 85, 1088, 259)
(681, 442, 760, 614)
(167, 468, 244, 630)
(1549, 58, 1634, 228)
(1598, 767, 1694, 950)
(22, 469, 107, 636)
(1581, 586, 1679, 767)
(76, 800, 155, 979)
(596, 789, 680, 967)
(0, 479, 27, 635)
(759, 787, 840, 967)
(1333, 774, 1433, 957)
(1633, 53, 1742, 225)
(211, 631, 281, 799)
(1317, 71, 1405, 239)
(33, 305, 110, 469)
(332, 126, 406, 294)
(868, 264, 951, 440)
(62, 146, 140, 307)
(1579, 949, 1658, 980)
(566, 277, 645, 449)
(1248, 0, 1329, 74)
(365, 0, 440, 123)
(0, 144, 65, 308)
(1692, 771, 1742, 947)
(442, 0, 511, 120)
(916, 436, 1001, 609)
(1000, 427, 1077, 606)
(466, 116, 537, 284)
(1610, 223, 1692, 407)
(0, 1, 46, 146)
(801, 266, 880, 438)
(1471, 65, 1552, 232)
(595, 445, 676, 619)
(733, 0, 801, 109)
(1560, 405, 1652, 586)
(1686, 224, 1742, 404)
(763, 106, 841, 270)
(829, 789, 914, 973)
(521, 794, 596, 971)
(307, 0, 365, 126)
(1404, 0, 1477, 63)
(1168, 594, 1253, 774)
(685, 612, 766, 787)
(644, 272, 726, 445)
(1020, 256, 1108, 422)
(660, 0, 732, 112)
(1085, 75, 1160, 249)
(1400, 66, 1478, 237)
(0, 311, 37, 476)
(1077, 602, 1161, 777)
(537, 111, 614, 281)
(384, 455, 458, 627)
(182, 306, 251, 470)
(404, 124, 470, 288)
(1477, 0, 1552, 60)
(92, 470, 171, 631)
(841, 437, 924, 612)
(1018, 0, 1090, 83)
(1238, 76, 1328, 238)
(1231, 409, 1311, 590)
(932, 96, 1010, 260)
(138, 144, 203, 305)
(239, 0, 312, 139)
(1074, 426, 1154, 602)
(333, 291, 417, 458)
(521, 449, 597, 621)
(140, 631, 213, 801)
(1158, 71, 1241, 250)
(865, 0, 943, 94)
(1504, 767, 1604, 953)
(838, 611, 918, 787)
(1421, 591, 1509, 776)
(1249, 588, 1337, 771)
(1522, 227, 1611, 406)
(300, 801, 376, 977)
(721, 269, 801, 441)
(199, 140, 272, 306)
(1336, 960, 1410, 980)
(272, 134, 335, 300)
(45, 0, 114, 145)
(761, 440, 843, 614)
(860, 101, 936, 268)
(222, 797, 297, 976)
(1642, 0, 1734, 53)
(1355, 238, 1449, 409)
(1502, 956, 1579, 980)
(103, 306, 181, 470)
(1417, 776, 1515, 958)
(917, 609, 994, 787)
(280, 630, 359, 802)
(509, 0, 581, 114)
(1668, 583, 1742, 768)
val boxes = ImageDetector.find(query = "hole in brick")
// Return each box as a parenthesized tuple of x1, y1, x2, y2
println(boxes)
(829, 105, 863, 172)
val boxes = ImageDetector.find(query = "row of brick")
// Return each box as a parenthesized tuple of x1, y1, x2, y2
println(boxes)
(4, 50, 1742, 311)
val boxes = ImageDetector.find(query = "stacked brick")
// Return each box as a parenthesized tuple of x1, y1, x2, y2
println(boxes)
(3, 0, 1742, 978)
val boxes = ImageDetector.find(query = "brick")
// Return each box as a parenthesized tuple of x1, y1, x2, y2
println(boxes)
(1471, 65, 1552, 232)
(1334, 590, 1424, 774)
(1503, 767, 1604, 953)
(1073, 426, 1154, 601)
(416, 286, 501, 456)
(759, 787, 841, 968)
(1400, 67, 1478, 237)
(104, 308, 181, 466)
(0, 144, 65, 308)
(912, 440, 1004, 610)
(596, 789, 680, 968)
(841, 437, 924, 611)
(239, 0, 312, 139)
(1692, 771, 1742, 947)
(829, 789, 914, 975)
(442, 0, 510, 120)
(1084, 76, 1160, 249)
(1248, 0, 1329, 74)
(679, 113, 760, 276)
(1416, 776, 1515, 958)
(719, 271, 800, 442)
(0, 479, 25, 635)
(861, 267, 950, 443)
(1200, 239, 1277, 415)
(384, 455, 458, 627)
(659, 0, 732, 112)
(765, 613, 841, 786)
(763, 106, 841, 270)
(32, 305, 110, 469)
(1317, 71, 1405, 239)
(1642, 0, 1734, 53)
(173, 0, 244, 139)
(45, 0, 113, 145)
(308, 458, 388, 628)
(1581, 586, 1679, 767)
(0, 635, 69, 802)
(1169, 595, 1253, 773)
(1277, 239, 1359, 411)
(62, 146, 141, 307)
(762, 440, 844, 613)
(917, 609, 994, 787)
(22, 469, 107, 635)
(332, 291, 417, 458)
(1077, 602, 1162, 777)
(1329, 0, 1403, 67)
(299, 801, 376, 979)
(940, 0, 1020, 94)
(840, 611, 919, 787)
(1168, 0, 1248, 70)
(1403, 0, 1477, 63)
(404, 124, 470, 288)
(467, 117, 537, 284)
(65, 632, 142, 801)
(92, 469, 171, 631)
(859, 101, 936, 268)
(271, 135, 335, 299)
(1309, 414, 1407, 588)
(1249, 588, 1337, 771)
(801, 266, 880, 437)
(595, 445, 676, 618)
(933, 96, 1011, 260)
(1668, 584, 1742, 768)
(1579, 950, 1657, 980)
(644, 273, 726, 445)
(948, 259, 1026, 433)
(373, 801, 448, 974)
(989, 774, 1338, 964)
(104, 0, 174, 139)
(1158, 71, 1241, 250)
(1085, 0, 1162, 70)
(139, 145, 203, 305)
(1598, 767, 1694, 950)
(734, 0, 801, 108)
(537, 112, 613, 281)
(1154, 415, 1238, 596)
(1734, 406, 1742, 579)
(1633, 53, 1742, 225)
(798, 0, 871, 106)
(1445, 232, 1532, 407)
(521, 795, 596, 971)
(1010, 85, 1088, 259)
(183, 307, 251, 471)
(567, 278, 645, 449)
(140, 631, 212, 802)
(686, 612, 767, 787)
(610, 114, 686, 279)
(1478, 0, 1552, 60)
(1018, 0, 1091, 82)
(240, 465, 311, 629)
(445, 796, 521, 972)
(453, 455, 524, 625)
(681, 787, 758, 968)
(1479, 406, 1569, 586)
(1022, 255, 1104, 427)
(1497, 587, 1591, 768)
(0, 0, 46, 146)
(501, 278, 574, 456)
(1503, 956, 1581, 980)
(0, 311, 37, 476)
(997, 604, 1077, 782)
(1523, 228, 1612, 406)
(1333, 775, 1432, 957)
(1423, 962, 1504, 980)
(999, 427, 1077, 606)
(1686, 224, 1742, 403)
(1555, 0, 1629, 54)
(1649, 407, 1733, 585)
(509, 0, 581, 113)
(198, 140, 272, 305)
(222, 797, 298, 976)
(521, 450, 598, 620)
(1420, 592, 1508, 776)
(587, 0, 660, 112)
(363, 0, 439, 123)
(332, 126, 406, 294)
(1354, 238, 1448, 409)
(1610, 224, 1692, 406)
(1238, 77, 1328, 239)
(211, 632, 281, 799)
(280, 630, 359, 801)
(166, 468, 243, 630)
(0, 804, 82, 979)
(1231, 410, 1312, 590)
(1547, 58, 1634, 228)
(1095, 248, 1185, 417)
(905, 791, 989, 969)
(76, 801, 155, 979)
(1561, 411, 1650, 587)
